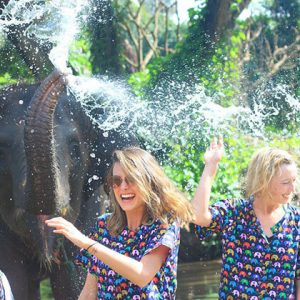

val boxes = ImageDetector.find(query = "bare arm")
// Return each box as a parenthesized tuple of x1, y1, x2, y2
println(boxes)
(78, 273, 97, 300)
(296, 279, 300, 300)
(192, 137, 224, 226)
(46, 218, 170, 288)
(88, 242, 169, 288)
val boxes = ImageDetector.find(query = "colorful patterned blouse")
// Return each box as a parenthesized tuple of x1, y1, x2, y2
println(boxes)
(76, 213, 180, 300)
(194, 198, 300, 300)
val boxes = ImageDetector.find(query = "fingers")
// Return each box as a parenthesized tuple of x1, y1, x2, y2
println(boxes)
(45, 217, 69, 226)
(46, 222, 66, 230)
(210, 136, 223, 149)
(45, 217, 71, 232)
(218, 135, 223, 146)
(210, 136, 217, 150)
(52, 229, 67, 235)
(45, 216, 68, 223)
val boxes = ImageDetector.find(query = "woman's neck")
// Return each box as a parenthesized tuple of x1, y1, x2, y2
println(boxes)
(125, 210, 147, 230)
(253, 196, 282, 215)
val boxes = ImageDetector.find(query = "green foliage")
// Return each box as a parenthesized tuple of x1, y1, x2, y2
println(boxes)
(128, 55, 172, 97)
(0, 73, 18, 86)
(0, 39, 35, 86)
(128, 69, 151, 97)
(164, 131, 300, 204)
(200, 26, 246, 105)
(111, 0, 186, 73)
(40, 279, 53, 300)
(164, 131, 253, 202)
(68, 37, 92, 76)
(243, 0, 300, 131)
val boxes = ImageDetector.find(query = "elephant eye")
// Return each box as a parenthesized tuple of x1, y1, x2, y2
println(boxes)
(0, 146, 7, 172)
(0, 143, 6, 160)
(69, 140, 81, 161)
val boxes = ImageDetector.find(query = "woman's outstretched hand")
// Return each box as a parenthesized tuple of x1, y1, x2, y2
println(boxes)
(204, 136, 224, 165)
(45, 217, 91, 249)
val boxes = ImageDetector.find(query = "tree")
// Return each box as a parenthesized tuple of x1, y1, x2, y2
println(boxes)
(242, 1, 300, 90)
(113, 0, 180, 72)
(88, 0, 122, 75)
(139, 0, 252, 104)
(240, 0, 300, 131)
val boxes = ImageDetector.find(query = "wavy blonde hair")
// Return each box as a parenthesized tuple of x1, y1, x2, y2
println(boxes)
(104, 147, 194, 235)
(244, 147, 297, 198)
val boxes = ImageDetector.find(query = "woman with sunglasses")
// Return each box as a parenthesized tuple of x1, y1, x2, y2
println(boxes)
(46, 147, 193, 299)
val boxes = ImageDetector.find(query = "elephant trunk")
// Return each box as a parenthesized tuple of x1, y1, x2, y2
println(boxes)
(24, 69, 67, 215)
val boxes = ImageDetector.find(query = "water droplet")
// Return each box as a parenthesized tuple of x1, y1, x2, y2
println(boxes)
(92, 175, 99, 180)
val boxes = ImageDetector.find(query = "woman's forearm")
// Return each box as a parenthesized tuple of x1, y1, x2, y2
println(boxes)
(296, 279, 300, 300)
(192, 163, 218, 226)
(78, 273, 97, 300)
(45, 217, 169, 288)
(85, 241, 169, 288)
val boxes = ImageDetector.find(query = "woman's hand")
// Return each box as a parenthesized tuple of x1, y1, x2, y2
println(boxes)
(45, 217, 91, 249)
(204, 136, 224, 166)
(46, 218, 169, 288)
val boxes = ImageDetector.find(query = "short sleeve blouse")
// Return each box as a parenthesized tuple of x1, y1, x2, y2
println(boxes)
(194, 198, 300, 299)
(75, 213, 180, 300)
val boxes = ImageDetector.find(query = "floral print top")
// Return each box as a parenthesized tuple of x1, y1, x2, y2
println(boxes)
(75, 213, 180, 300)
(194, 198, 300, 300)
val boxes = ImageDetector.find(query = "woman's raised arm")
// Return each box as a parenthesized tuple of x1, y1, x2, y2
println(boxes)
(192, 137, 224, 226)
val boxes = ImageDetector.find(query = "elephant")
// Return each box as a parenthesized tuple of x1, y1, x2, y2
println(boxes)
(0, 70, 136, 300)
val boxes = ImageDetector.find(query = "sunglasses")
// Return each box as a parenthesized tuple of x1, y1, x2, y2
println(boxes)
(110, 175, 135, 188)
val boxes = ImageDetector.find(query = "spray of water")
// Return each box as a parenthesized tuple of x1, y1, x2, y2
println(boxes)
(0, 0, 92, 70)
(1, 0, 299, 151)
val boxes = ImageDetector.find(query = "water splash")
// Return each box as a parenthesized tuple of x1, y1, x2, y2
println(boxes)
(1, 0, 300, 151)
(67, 75, 144, 131)
(66, 73, 300, 152)
(0, 0, 92, 70)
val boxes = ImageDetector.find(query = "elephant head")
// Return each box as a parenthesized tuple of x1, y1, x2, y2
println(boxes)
(0, 70, 136, 299)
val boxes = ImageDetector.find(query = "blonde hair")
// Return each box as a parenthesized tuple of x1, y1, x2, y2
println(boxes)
(244, 147, 297, 198)
(104, 147, 194, 235)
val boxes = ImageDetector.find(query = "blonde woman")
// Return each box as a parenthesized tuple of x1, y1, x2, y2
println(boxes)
(46, 147, 193, 300)
(192, 137, 300, 299)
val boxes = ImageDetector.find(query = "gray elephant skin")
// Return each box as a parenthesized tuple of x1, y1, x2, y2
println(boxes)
(0, 71, 135, 300)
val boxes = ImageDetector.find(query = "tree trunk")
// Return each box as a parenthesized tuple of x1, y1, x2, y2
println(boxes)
(89, 0, 122, 75)
(204, 0, 251, 42)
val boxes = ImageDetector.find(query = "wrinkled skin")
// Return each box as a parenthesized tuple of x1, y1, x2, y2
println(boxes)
(0, 73, 135, 300)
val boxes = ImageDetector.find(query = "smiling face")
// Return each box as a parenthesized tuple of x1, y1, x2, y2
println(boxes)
(267, 163, 297, 205)
(112, 162, 146, 216)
